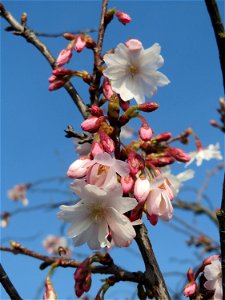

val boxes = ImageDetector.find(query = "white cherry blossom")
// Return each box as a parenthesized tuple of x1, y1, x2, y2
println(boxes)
(203, 257, 222, 299)
(58, 180, 139, 249)
(185, 143, 223, 167)
(103, 39, 170, 104)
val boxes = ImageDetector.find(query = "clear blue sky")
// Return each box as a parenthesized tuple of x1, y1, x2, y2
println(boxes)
(1, 1, 224, 299)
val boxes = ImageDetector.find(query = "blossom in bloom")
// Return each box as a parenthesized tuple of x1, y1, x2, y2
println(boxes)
(115, 11, 132, 25)
(7, 184, 29, 206)
(160, 166, 194, 196)
(43, 235, 70, 256)
(103, 39, 170, 104)
(185, 143, 223, 167)
(58, 180, 139, 249)
(203, 257, 222, 299)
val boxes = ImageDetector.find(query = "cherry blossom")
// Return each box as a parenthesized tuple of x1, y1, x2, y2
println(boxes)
(185, 143, 223, 167)
(103, 39, 170, 104)
(203, 257, 222, 299)
(58, 180, 139, 249)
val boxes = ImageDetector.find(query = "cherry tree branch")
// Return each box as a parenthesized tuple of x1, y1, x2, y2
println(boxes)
(0, 263, 23, 300)
(205, 0, 225, 93)
(135, 224, 171, 300)
(0, 3, 89, 119)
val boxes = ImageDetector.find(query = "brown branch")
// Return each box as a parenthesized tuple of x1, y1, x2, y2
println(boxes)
(0, 3, 89, 119)
(0, 263, 23, 300)
(205, 0, 225, 93)
(173, 199, 218, 226)
(135, 224, 171, 300)
(0, 242, 144, 285)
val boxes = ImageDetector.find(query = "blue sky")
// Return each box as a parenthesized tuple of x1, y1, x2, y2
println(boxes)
(1, 1, 224, 299)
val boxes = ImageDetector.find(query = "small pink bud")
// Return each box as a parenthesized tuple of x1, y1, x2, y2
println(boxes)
(139, 125, 153, 142)
(48, 75, 57, 83)
(91, 141, 104, 157)
(134, 177, 150, 202)
(167, 147, 191, 162)
(48, 80, 65, 91)
(67, 158, 91, 178)
(120, 175, 134, 194)
(89, 105, 104, 117)
(138, 102, 159, 112)
(74, 35, 86, 53)
(55, 48, 72, 67)
(81, 116, 105, 133)
(103, 77, 114, 100)
(152, 132, 172, 142)
(187, 268, 195, 282)
(148, 156, 175, 167)
(183, 281, 197, 297)
(99, 130, 115, 153)
(52, 68, 74, 76)
(83, 272, 92, 292)
(63, 33, 76, 40)
(125, 39, 142, 51)
(128, 151, 145, 175)
(147, 213, 158, 226)
(115, 11, 132, 25)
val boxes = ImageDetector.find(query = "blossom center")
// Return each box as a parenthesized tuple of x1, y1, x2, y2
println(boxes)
(89, 202, 105, 223)
(128, 65, 139, 76)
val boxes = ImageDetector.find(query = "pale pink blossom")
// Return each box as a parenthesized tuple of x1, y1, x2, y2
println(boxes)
(8, 184, 29, 206)
(134, 177, 151, 203)
(115, 11, 132, 25)
(91, 141, 104, 157)
(186, 143, 223, 167)
(43, 235, 70, 256)
(103, 39, 170, 104)
(74, 35, 86, 52)
(183, 281, 197, 297)
(146, 187, 173, 222)
(55, 48, 72, 67)
(99, 130, 115, 153)
(67, 157, 91, 179)
(203, 257, 222, 300)
(58, 180, 139, 249)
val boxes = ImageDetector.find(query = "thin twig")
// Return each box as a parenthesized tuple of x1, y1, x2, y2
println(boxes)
(33, 28, 97, 37)
(0, 3, 89, 119)
(0, 263, 23, 300)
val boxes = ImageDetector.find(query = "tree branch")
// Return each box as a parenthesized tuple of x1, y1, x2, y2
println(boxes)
(205, 0, 225, 93)
(0, 263, 23, 300)
(0, 3, 89, 119)
(135, 224, 171, 299)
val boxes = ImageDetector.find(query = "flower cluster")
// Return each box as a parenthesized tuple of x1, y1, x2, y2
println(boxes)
(183, 255, 222, 299)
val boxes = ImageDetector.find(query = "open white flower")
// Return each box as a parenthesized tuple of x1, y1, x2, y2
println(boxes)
(103, 39, 170, 104)
(160, 166, 194, 196)
(203, 257, 222, 299)
(58, 180, 138, 249)
(185, 143, 223, 167)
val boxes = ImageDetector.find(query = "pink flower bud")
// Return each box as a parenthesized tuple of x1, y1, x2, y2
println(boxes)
(67, 158, 91, 178)
(52, 68, 74, 76)
(81, 116, 105, 133)
(138, 102, 159, 112)
(183, 281, 197, 297)
(83, 272, 92, 292)
(48, 80, 65, 91)
(147, 213, 158, 226)
(74, 35, 86, 53)
(99, 130, 115, 154)
(55, 48, 72, 67)
(125, 39, 142, 51)
(103, 77, 114, 100)
(63, 33, 76, 40)
(89, 105, 104, 117)
(128, 151, 145, 175)
(152, 132, 172, 142)
(74, 281, 84, 298)
(139, 125, 153, 142)
(91, 141, 104, 157)
(48, 75, 57, 83)
(120, 175, 134, 194)
(187, 268, 195, 282)
(115, 11, 132, 25)
(134, 177, 150, 202)
(149, 157, 175, 167)
(167, 147, 191, 162)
